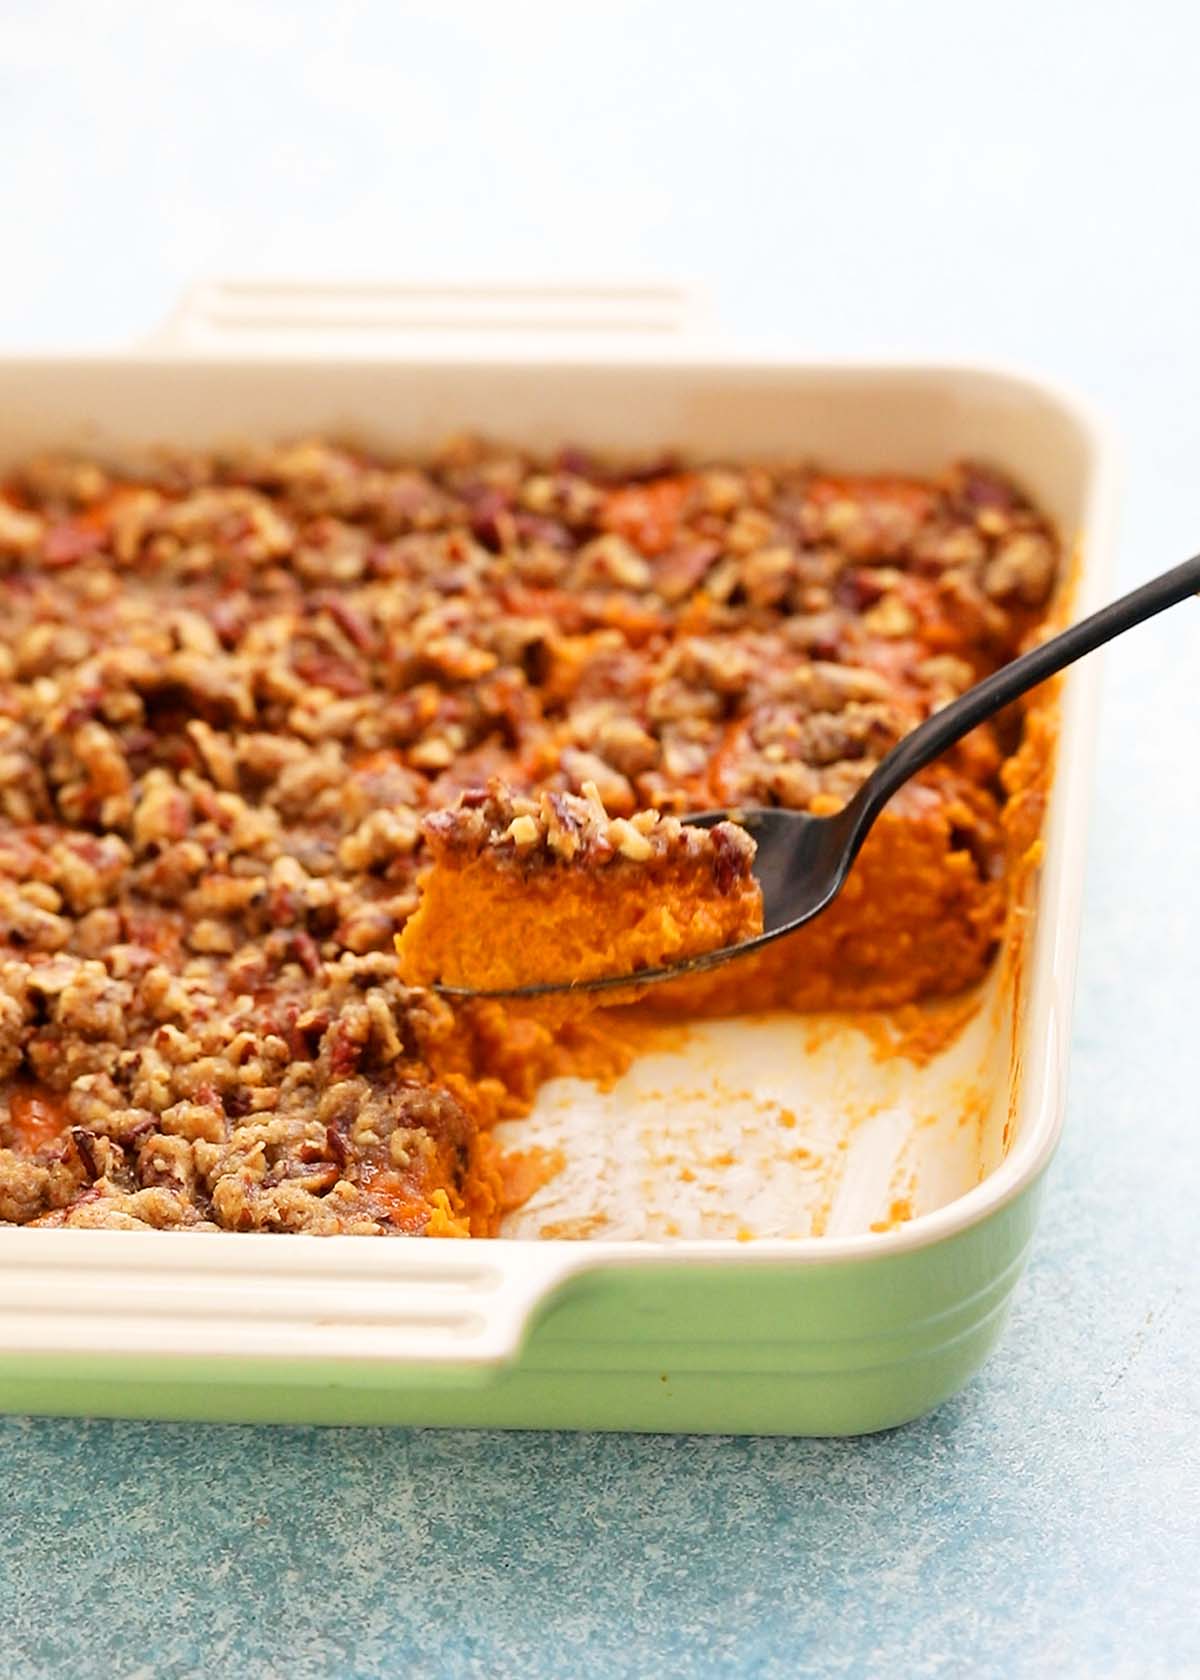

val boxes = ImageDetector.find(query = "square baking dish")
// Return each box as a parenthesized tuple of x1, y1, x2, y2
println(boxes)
(0, 282, 1116, 1433)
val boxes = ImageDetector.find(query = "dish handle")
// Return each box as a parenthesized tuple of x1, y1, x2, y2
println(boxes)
(0, 1227, 603, 1370)
(145, 278, 713, 355)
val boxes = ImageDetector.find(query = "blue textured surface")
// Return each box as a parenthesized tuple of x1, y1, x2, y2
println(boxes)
(2, 2, 1199, 1674)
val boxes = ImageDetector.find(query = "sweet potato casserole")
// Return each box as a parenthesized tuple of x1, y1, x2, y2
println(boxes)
(0, 439, 1060, 1235)
(396, 780, 763, 994)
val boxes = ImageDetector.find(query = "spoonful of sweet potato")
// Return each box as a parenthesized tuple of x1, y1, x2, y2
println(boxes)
(398, 554, 1200, 1000)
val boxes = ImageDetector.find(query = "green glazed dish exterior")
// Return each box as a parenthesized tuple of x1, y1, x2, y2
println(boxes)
(0, 1180, 1043, 1435)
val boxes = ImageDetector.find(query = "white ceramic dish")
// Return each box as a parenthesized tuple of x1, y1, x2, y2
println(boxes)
(0, 282, 1117, 1432)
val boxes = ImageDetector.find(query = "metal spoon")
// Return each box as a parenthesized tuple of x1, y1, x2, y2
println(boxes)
(440, 553, 1200, 999)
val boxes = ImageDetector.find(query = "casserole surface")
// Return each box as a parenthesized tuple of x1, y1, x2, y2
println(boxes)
(2, 437, 1058, 1238)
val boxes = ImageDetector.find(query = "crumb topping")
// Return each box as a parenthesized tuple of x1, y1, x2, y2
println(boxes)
(0, 439, 1059, 1233)
(423, 779, 756, 883)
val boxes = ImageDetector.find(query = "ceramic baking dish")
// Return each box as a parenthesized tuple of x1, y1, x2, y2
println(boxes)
(0, 282, 1116, 1433)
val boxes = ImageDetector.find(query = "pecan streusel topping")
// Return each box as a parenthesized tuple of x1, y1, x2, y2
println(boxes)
(0, 440, 1059, 1233)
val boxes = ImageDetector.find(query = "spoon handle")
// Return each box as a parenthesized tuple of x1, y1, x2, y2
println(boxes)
(851, 551, 1200, 828)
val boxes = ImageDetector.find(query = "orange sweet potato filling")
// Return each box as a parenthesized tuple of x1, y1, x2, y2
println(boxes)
(399, 852, 764, 992)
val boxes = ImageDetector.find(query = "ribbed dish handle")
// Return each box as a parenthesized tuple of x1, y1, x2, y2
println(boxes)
(148, 278, 711, 354)
(0, 1229, 593, 1368)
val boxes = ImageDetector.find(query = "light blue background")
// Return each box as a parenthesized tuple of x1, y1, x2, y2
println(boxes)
(1, 3, 1197, 1675)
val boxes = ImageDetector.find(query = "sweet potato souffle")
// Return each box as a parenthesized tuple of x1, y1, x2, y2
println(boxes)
(0, 438, 1059, 1234)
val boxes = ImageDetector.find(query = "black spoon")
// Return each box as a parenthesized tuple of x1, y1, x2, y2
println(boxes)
(439, 553, 1200, 1000)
